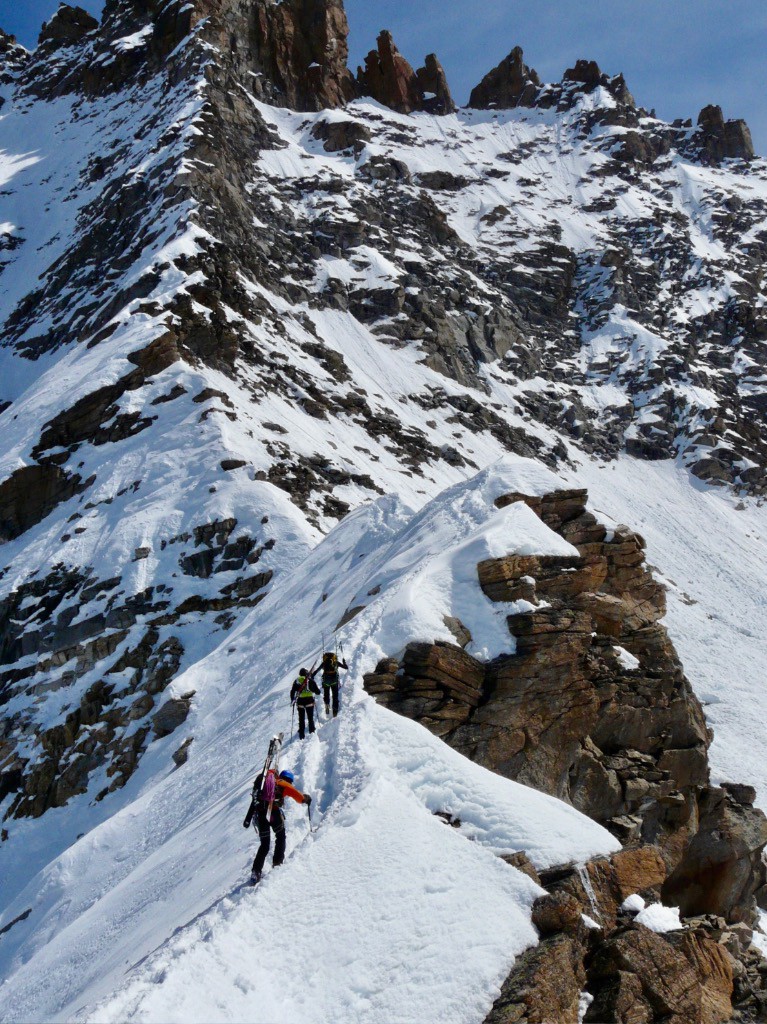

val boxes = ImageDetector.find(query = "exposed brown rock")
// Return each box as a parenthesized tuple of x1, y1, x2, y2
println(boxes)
(169, 0, 356, 111)
(365, 486, 767, 935)
(357, 31, 454, 115)
(532, 891, 583, 936)
(663, 785, 767, 925)
(545, 846, 668, 931)
(586, 924, 701, 1023)
(469, 46, 541, 110)
(672, 930, 735, 1024)
(485, 932, 585, 1024)
(414, 53, 455, 115)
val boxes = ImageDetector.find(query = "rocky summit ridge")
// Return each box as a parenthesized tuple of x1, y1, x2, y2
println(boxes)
(1, 0, 767, 1019)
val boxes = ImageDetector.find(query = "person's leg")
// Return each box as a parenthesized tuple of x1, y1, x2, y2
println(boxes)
(298, 704, 306, 740)
(307, 703, 316, 734)
(332, 682, 339, 717)
(323, 685, 331, 715)
(272, 810, 286, 867)
(253, 805, 271, 874)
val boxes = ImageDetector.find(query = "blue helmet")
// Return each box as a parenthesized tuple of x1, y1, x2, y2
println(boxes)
(279, 770, 294, 784)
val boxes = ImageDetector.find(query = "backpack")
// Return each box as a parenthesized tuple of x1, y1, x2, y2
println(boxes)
(254, 770, 276, 804)
(322, 652, 337, 675)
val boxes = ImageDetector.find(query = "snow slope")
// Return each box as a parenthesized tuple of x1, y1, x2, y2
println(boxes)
(0, 460, 619, 1023)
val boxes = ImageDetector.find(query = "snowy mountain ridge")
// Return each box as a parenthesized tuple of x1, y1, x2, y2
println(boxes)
(1, 1, 767, 1020)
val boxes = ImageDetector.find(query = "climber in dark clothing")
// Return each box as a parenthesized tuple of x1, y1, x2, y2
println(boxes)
(243, 768, 311, 884)
(320, 651, 348, 718)
(290, 666, 321, 739)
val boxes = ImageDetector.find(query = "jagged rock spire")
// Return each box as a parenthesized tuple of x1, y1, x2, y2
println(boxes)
(469, 45, 541, 109)
(357, 30, 454, 115)
(38, 4, 99, 49)
(469, 47, 635, 111)
(697, 103, 754, 162)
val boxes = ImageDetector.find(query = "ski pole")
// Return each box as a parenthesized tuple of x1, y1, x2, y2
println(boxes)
(291, 700, 296, 739)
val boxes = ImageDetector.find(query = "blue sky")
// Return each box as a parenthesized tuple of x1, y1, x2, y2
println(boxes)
(4, 0, 766, 152)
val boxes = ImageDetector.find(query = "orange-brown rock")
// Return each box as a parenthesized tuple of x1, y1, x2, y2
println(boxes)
(672, 930, 735, 1024)
(586, 924, 701, 1023)
(357, 31, 454, 115)
(532, 891, 583, 936)
(365, 486, 767, 930)
(485, 933, 585, 1024)
(547, 847, 668, 931)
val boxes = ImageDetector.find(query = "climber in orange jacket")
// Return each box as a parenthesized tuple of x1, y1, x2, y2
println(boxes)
(243, 768, 312, 883)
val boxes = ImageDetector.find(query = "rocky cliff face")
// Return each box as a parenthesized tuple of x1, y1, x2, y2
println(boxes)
(364, 487, 767, 1020)
(0, 4, 766, 1008)
(364, 487, 767, 924)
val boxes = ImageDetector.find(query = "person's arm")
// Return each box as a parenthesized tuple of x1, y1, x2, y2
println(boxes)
(340, 658, 348, 670)
(243, 797, 255, 828)
(278, 780, 310, 805)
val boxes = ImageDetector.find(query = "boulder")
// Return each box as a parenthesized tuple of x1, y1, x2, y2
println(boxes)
(586, 924, 701, 1022)
(662, 786, 767, 924)
(532, 892, 583, 936)
(311, 119, 371, 154)
(152, 692, 195, 738)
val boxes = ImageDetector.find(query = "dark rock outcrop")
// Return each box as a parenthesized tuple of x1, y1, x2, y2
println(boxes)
(469, 49, 635, 112)
(696, 104, 755, 163)
(0, 465, 89, 543)
(414, 53, 455, 115)
(469, 46, 541, 109)
(357, 31, 454, 114)
(663, 785, 767, 924)
(38, 5, 99, 50)
(310, 118, 371, 154)
(153, 691, 194, 737)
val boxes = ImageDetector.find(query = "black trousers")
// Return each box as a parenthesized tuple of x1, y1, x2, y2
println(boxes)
(323, 682, 339, 716)
(297, 702, 315, 739)
(253, 803, 285, 874)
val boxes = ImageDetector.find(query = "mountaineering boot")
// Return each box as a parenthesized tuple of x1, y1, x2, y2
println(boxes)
(249, 869, 262, 886)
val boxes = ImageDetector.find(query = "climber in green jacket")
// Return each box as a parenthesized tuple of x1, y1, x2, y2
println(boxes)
(290, 665, 320, 739)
